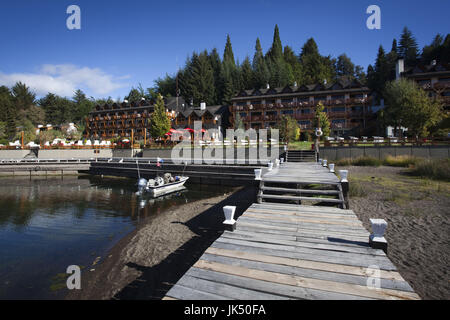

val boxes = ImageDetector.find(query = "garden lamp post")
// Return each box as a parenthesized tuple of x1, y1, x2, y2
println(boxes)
(314, 127, 323, 162)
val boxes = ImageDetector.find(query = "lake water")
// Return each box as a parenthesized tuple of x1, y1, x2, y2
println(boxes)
(0, 175, 230, 299)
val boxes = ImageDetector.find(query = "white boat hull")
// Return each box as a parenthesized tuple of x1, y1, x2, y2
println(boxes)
(146, 176, 189, 197)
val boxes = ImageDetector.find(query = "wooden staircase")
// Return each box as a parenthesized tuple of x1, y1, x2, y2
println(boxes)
(257, 163, 346, 209)
(286, 150, 316, 162)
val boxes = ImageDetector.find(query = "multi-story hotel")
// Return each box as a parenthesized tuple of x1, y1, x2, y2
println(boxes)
(230, 79, 373, 137)
(401, 60, 450, 111)
(85, 97, 229, 140)
(85, 59, 449, 140)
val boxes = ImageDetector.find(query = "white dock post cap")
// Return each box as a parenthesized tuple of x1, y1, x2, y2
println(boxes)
(339, 169, 348, 182)
(322, 159, 328, 167)
(267, 161, 273, 171)
(370, 219, 387, 238)
(254, 169, 262, 180)
(223, 206, 236, 225)
(369, 218, 388, 252)
(329, 163, 335, 173)
(318, 158, 323, 164)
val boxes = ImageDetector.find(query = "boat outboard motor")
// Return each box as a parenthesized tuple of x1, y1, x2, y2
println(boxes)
(137, 178, 148, 193)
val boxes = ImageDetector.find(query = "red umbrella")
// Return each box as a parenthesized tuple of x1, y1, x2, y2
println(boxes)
(184, 128, 194, 133)
(164, 132, 172, 136)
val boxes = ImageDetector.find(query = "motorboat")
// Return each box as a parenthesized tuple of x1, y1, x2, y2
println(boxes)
(137, 173, 189, 197)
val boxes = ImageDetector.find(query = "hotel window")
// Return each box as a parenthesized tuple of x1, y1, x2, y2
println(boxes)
(251, 100, 262, 105)
(351, 94, 363, 99)
(281, 110, 293, 115)
(439, 77, 450, 83)
(332, 119, 346, 124)
(298, 120, 310, 125)
(351, 106, 363, 112)
(442, 91, 450, 96)
(297, 96, 309, 102)
(417, 79, 431, 84)
(301, 109, 311, 114)
(281, 98, 293, 103)
(331, 107, 345, 112)
(331, 95, 345, 100)
(315, 96, 326, 101)
(237, 101, 246, 106)
(239, 112, 247, 118)
(265, 99, 276, 105)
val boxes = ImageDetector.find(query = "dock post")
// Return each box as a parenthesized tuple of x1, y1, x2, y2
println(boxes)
(222, 206, 237, 232)
(257, 180, 263, 204)
(369, 219, 388, 253)
(339, 170, 349, 209)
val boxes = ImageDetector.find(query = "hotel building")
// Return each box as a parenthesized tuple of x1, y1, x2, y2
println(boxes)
(85, 97, 228, 139)
(230, 79, 373, 136)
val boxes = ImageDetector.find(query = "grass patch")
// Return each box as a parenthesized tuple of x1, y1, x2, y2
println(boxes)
(288, 141, 313, 150)
(348, 182, 367, 197)
(409, 158, 450, 182)
(352, 156, 382, 167)
(382, 155, 418, 167)
(336, 155, 420, 168)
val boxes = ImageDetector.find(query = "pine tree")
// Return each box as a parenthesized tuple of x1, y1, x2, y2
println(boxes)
(149, 94, 171, 139)
(267, 25, 283, 61)
(391, 39, 397, 53)
(335, 54, 356, 78)
(283, 46, 302, 85)
(223, 34, 235, 66)
(368, 46, 391, 97)
(398, 27, 419, 67)
(299, 38, 335, 85)
(209, 48, 223, 104)
(11, 82, 36, 111)
(252, 38, 270, 88)
(239, 56, 254, 90)
(421, 34, 445, 64)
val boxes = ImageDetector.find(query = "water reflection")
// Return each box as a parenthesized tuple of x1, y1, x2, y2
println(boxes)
(0, 175, 231, 299)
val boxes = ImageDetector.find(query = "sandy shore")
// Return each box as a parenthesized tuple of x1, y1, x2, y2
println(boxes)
(66, 185, 257, 300)
(342, 166, 450, 300)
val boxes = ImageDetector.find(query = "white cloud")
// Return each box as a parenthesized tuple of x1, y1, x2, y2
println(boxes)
(0, 64, 130, 97)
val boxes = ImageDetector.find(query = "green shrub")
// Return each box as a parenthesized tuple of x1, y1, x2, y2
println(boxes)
(352, 156, 382, 167)
(382, 155, 418, 167)
(409, 158, 450, 182)
(335, 158, 352, 166)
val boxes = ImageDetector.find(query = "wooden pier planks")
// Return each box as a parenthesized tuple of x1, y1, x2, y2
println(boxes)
(262, 162, 340, 185)
(164, 202, 420, 300)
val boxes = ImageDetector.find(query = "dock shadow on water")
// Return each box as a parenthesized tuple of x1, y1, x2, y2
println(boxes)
(0, 175, 242, 300)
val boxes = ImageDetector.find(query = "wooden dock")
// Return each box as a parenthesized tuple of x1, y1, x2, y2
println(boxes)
(164, 162, 420, 300)
(258, 162, 346, 208)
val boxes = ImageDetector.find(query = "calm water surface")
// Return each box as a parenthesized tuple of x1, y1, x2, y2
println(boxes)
(0, 175, 231, 299)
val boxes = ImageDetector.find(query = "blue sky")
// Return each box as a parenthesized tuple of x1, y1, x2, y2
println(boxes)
(0, 0, 449, 99)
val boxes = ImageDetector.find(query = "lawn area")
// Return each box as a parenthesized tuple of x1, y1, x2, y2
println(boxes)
(288, 141, 313, 150)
